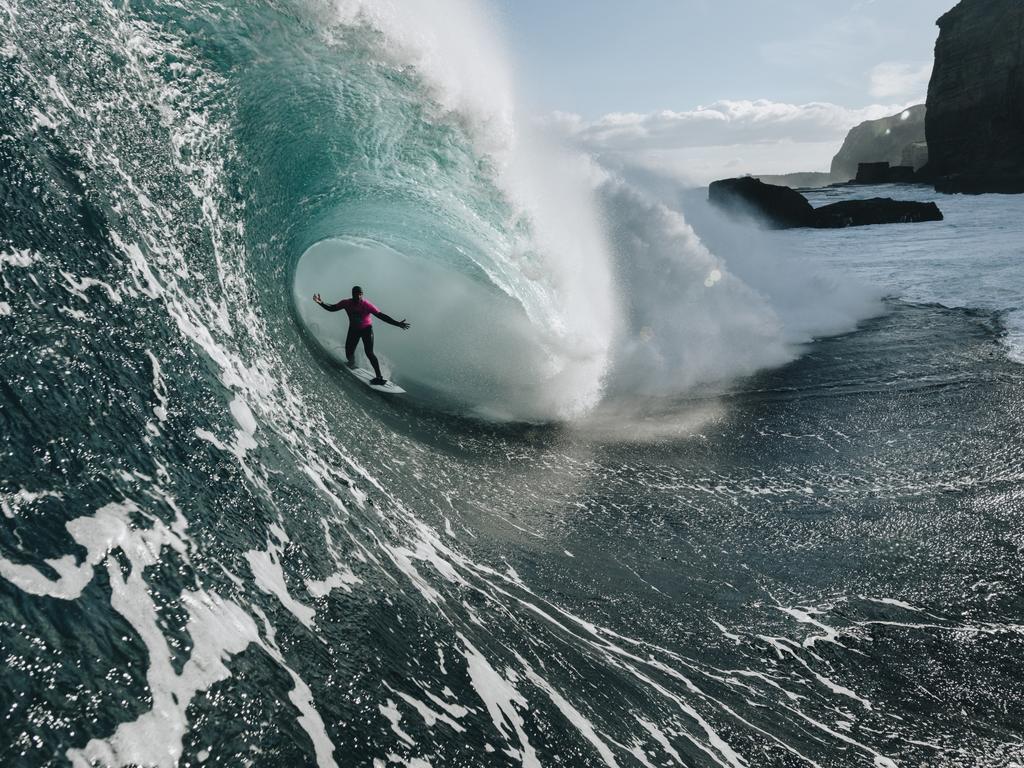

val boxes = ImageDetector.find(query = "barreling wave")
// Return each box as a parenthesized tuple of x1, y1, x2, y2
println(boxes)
(279, 1, 881, 420)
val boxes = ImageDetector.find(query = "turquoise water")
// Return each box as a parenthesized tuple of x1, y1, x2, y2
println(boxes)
(2, 1, 1024, 766)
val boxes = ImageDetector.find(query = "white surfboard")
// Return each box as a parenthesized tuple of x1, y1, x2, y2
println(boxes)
(345, 365, 405, 394)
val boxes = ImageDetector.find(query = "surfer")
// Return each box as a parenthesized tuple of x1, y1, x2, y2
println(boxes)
(313, 286, 410, 385)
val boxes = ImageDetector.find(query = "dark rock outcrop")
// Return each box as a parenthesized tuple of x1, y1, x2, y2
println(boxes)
(707, 177, 815, 229)
(830, 105, 928, 182)
(885, 166, 917, 184)
(813, 198, 944, 228)
(924, 0, 1024, 193)
(709, 177, 944, 229)
(855, 162, 892, 184)
(852, 162, 917, 184)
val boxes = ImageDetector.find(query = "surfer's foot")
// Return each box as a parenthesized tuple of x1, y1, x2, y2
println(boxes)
(346, 359, 357, 369)
(370, 377, 387, 386)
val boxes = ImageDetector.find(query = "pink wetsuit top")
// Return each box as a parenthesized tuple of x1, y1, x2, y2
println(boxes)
(339, 298, 379, 329)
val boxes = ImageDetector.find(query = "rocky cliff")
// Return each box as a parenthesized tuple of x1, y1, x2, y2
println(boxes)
(830, 105, 927, 182)
(925, 0, 1024, 193)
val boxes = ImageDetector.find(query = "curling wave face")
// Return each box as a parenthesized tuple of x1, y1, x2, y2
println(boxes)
(254, 0, 618, 420)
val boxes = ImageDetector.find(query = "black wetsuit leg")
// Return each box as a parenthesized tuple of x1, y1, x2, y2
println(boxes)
(344, 325, 361, 363)
(360, 326, 383, 379)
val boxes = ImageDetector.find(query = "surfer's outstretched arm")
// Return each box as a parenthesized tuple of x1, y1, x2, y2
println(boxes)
(374, 311, 411, 330)
(313, 293, 346, 311)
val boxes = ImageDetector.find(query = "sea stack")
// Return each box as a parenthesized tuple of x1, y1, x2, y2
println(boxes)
(925, 0, 1024, 193)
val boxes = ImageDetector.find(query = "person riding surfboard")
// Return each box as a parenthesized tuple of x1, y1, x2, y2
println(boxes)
(313, 286, 410, 385)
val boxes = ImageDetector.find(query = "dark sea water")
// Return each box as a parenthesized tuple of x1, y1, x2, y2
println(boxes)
(2, 0, 1024, 766)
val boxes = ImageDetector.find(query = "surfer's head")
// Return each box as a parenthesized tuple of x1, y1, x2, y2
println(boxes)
(351, 285, 363, 299)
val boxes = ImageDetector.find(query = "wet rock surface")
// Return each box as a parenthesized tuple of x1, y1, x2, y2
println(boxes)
(708, 177, 815, 229)
(813, 198, 944, 228)
(710, 178, 943, 229)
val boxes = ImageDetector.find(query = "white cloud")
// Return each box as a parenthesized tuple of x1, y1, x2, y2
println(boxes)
(868, 61, 932, 100)
(593, 142, 843, 187)
(543, 98, 919, 184)
(547, 99, 910, 151)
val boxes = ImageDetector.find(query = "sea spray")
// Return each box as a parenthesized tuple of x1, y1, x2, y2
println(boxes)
(293, 2, 883, 417)
(309, 0, 617, 419)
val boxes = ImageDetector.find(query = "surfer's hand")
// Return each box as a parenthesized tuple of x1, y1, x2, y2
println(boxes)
(398, 319, 410, 330)
(313, 293, 322, 305)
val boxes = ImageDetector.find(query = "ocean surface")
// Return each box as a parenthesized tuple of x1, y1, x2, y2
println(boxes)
(2, 1, 1024, 766)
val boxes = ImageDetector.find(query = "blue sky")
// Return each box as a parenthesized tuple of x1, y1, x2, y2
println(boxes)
(493, 0, 956, 179)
